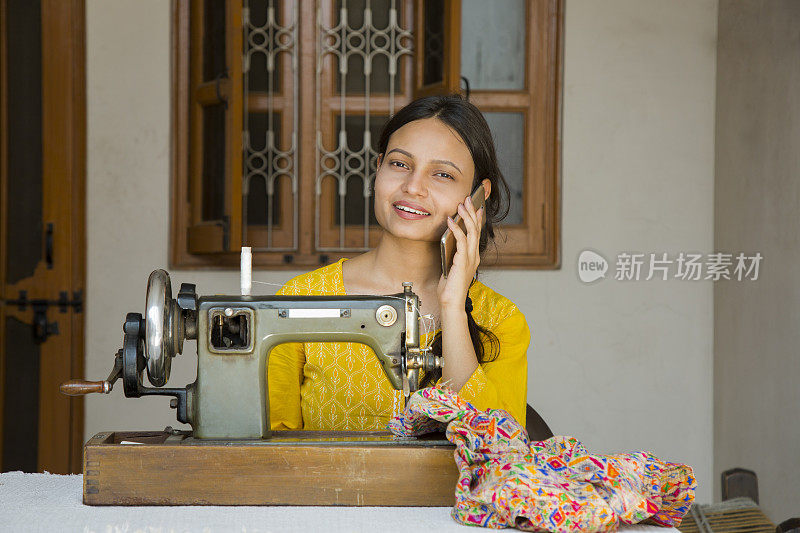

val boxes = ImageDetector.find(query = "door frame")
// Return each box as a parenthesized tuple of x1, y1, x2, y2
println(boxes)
(0, 0, 86, 474)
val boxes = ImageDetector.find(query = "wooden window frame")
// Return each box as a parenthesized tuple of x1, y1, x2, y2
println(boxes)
(170, 0, 563, 270)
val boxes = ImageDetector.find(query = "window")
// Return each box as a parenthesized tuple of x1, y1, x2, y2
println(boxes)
(170, 0, 563, 269)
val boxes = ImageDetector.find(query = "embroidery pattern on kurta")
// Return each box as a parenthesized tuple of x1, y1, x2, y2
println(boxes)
(271, 258, 527, 430)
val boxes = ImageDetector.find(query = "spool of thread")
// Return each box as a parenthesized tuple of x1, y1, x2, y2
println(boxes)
(241, 247, 252, 296)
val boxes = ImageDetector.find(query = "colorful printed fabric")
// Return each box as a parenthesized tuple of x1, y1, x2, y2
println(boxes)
(388, 386, 696, 532)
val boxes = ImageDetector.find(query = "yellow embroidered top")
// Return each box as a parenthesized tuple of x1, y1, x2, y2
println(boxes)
(267, 258, 530, 430)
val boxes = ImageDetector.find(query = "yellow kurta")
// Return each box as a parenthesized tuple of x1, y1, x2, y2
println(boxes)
(268, 258, 530, 430)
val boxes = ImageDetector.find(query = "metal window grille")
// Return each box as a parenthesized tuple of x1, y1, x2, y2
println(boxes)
(243, 0, 300, 251)
(315, 0, 412, 251)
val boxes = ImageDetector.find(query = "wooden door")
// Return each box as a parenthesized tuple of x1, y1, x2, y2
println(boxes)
(0, 0, 85, 474)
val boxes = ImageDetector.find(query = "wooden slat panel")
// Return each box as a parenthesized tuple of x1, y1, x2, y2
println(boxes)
(528, 0, 563, 268)
(187, 223, 226, 254)
(297, 0, 316, 257)
(189, 0, 204, 226)
(39, 0, 86, 474)
(413, 0, 462, 98)
(170, 0, 191, 266)
(226, 0, 243, 251)
(68, 0, 87, 475)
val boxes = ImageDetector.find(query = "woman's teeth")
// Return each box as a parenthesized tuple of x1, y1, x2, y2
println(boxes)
(395, 204, 430, 216)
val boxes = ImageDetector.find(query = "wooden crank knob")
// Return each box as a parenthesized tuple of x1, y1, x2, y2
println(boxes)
(59, 380, 111, 396)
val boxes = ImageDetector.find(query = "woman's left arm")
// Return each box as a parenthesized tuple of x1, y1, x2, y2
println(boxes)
(438, 195, 484, 389)
(437, 194, 529, 426)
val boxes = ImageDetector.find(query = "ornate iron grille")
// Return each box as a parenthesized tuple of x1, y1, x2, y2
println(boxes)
(315, 0, 413, 251)
(243, 0, 300, 251)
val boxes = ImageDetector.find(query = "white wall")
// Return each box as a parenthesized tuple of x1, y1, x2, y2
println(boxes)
(714, 0, 800, 522)
(523, 0, 716, 503)
(86, 0, 717, 504)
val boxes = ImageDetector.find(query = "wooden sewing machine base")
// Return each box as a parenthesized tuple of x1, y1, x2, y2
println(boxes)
(83, 430, 459, 506)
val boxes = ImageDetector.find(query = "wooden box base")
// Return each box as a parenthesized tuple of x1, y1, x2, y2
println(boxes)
(83, 431, 459, 506)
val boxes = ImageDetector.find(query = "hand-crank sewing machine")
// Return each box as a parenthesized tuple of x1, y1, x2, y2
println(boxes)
(64, 269, 441, 439)
(61, 267, 457, 506)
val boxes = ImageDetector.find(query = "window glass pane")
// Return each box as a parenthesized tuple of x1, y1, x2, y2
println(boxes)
(334, 0, 402, 94)
(246, 112, 282, 225)
(340, 177, 377, 227)
(246, 175, 281, 225)
(333, 114, 387, 225)
(5, 0, 43, 284)
(203, 0, 227, 81)
(461, 0, 526, 90)
(422, 0, 444, 86)
(370, 0, 390, 28)
(369, 54, 394, 93)
(339, 0, 365, 28)
(247, 47, 281, 92)
(247, 111, 284, 151)
(202, 104, 226, 221)
(248, 0, 268, 26)
(332, 0, 400, 32)
(246, 0, 280, 92)
(483, 112, 524, 225)
(336, 114, 387, 152)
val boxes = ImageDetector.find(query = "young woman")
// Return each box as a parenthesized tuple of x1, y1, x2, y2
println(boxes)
(268, 94, 530, 431)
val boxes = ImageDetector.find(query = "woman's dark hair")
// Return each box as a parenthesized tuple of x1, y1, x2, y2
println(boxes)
(376, 94, 512, 385)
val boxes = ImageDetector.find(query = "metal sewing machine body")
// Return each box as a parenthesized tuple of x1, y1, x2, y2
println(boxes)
(62, 270, 442, 439)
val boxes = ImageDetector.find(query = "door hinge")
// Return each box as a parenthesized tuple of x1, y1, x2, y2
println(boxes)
(3, 290, 82, 344)
(5, 289, 83, 313)
(32, 301, 59, 343)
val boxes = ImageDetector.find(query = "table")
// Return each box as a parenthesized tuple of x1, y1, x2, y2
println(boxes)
(0, 471, 680, 533)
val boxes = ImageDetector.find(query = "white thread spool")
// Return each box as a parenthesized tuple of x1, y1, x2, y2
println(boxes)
(240, 247, 252, 296)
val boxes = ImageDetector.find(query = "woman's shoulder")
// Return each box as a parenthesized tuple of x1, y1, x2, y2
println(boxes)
(277, 259, 345, 296)
(468, 280, 527, 331)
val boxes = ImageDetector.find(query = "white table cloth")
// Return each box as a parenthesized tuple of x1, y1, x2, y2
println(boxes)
(0, 472, 681, 533)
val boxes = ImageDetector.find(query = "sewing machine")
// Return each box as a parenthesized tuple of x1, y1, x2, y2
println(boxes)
(63, 268, 442, 438)
(61, 268, 457, 506)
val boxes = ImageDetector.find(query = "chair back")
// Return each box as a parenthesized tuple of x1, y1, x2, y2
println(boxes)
(525, 403, 553, 442)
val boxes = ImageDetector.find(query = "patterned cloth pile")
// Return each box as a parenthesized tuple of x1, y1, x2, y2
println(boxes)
(388, 386, 696, 532)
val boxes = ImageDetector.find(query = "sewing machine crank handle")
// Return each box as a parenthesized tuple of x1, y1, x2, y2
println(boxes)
(60, 349, 124, 396)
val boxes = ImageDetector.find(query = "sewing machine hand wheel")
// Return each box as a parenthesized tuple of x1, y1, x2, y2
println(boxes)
(144, 269, 184, 387)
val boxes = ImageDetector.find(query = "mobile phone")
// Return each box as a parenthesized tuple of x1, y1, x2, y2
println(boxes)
(440, 183, 486, 278)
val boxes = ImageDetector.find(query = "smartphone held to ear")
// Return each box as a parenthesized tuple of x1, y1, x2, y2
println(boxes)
(440, 183, 486, 278)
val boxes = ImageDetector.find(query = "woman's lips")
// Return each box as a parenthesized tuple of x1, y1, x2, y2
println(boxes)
(393, 203, 431, 220)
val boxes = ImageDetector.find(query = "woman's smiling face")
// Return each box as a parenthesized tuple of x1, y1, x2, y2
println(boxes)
(374, 117, 476, 243)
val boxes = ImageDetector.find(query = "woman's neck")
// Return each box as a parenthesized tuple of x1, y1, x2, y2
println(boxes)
(360, 233, 442, 293)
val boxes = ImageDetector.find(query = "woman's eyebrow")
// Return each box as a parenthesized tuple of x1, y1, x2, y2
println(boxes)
(386, 148, 462, 174)
(431, 159, 462, 174)
(386, 148, 414, 159)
